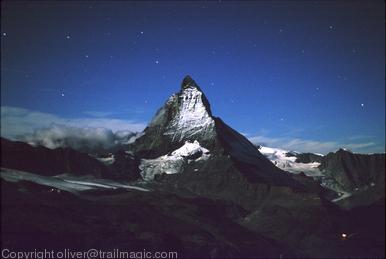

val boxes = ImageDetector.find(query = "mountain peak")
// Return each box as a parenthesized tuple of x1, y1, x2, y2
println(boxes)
(131, 76, 216, 157)
(131, 76, 301, 190)
(181, 75, 201, 91)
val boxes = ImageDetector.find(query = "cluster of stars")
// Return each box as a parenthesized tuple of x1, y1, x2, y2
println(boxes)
(5, 15, 368, 115)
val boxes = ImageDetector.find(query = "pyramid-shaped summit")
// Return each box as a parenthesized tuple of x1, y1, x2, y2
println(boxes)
(131, 76, 300, 192)
(132, 75, 217, 157)
(181, 75, 202, 90)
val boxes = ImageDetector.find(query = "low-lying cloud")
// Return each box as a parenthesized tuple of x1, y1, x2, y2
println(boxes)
(22, 124, 139, 152)
(1, 106, 383, 154)
(248, 135, 381, 154)
(1, 106, 146, 152)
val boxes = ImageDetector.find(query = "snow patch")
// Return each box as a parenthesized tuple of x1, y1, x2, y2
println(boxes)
(139, 140, 210, 181)
(259, 146, 355, 202)
(95, 154, 115, 165)
(0, 168, 150, 193)
(258, 146, 322, 177)
(163, 87, 215, 141)
(332, 191, 352, 202)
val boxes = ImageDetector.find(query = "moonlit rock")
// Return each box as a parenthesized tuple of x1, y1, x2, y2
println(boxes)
(258, 146, 322, 176)
(147, 75, 215, 144)
(139, 140, 210, 181)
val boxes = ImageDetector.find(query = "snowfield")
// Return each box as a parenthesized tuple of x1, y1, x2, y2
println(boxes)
(0, 168, 150, 193)
(95, 154, 116, 165)
(258, 146, 355, 202)
(139, 140, 210, 180)
(258, 146, 323, 176)
(162, 86, 215, 141)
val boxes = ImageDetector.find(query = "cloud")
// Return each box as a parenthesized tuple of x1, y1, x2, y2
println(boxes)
(82, 111, 117, 117)
(342, 142, 376, 150)
(20, 125, 139, 151)
(248, 135, 381, 154)
(1, 106, 146, 151)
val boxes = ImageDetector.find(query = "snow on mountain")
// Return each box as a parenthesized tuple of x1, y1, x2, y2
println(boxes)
(132, 76, 301, 189)
(132, 76, 217, 158)
(258, 146, 323, 177)
(163, 87, 215, 142)
(0, 168, 150, 193)
(258, 146, 361, 202)
(95, 154, 115, 165)
(139, 140, 210, 181)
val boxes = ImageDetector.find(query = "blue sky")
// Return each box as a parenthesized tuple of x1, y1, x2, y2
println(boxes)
(1, 1, 384, 153)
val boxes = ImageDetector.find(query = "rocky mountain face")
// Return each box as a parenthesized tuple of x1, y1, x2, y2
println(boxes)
(295, 152, 324, 163)
(319, 149, 385, 192)
(130, 76, 303, 208)
(131, 76, 217, 158)
(319, 149, 385, 208)
(258, 145, 385, 208)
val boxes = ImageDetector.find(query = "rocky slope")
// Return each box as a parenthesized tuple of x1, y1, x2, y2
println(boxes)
(258, 145, 385, 208)
(319, 149, 385, 193)
(0, 137, 140, 181)
(130, 76, 302, 209)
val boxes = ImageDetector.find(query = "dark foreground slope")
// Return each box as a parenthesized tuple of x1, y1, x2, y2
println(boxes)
(1, 178, 290, 258)
(2, 176, 384, 258)
(0, 137, 140, 181)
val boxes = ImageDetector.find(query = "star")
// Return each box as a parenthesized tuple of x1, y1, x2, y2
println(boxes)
(61, 93, 65, 97)
(280, 117, 285, 121)
(361, 103, 364, 107)
(210, 82, 215, 86)
(329, 25, 334, 30)
(2, 32, 6, 36)
(316, 87, 320, 91)
(66, 35, 71, 39)
(140, 31, 144, 34)
(85, 55, 89, 58)
(155, 60, 159, 64)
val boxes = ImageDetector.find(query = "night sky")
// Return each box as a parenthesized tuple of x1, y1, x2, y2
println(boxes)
(1, 1, 384, 154)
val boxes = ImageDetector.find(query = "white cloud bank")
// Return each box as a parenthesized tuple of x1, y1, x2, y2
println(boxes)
(1, 106, 383, 154)
(248, 135, 382, 154)
(1, 106, 146, 151)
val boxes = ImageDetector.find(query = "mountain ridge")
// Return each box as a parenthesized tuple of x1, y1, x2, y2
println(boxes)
(131, 76, 302, 191)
